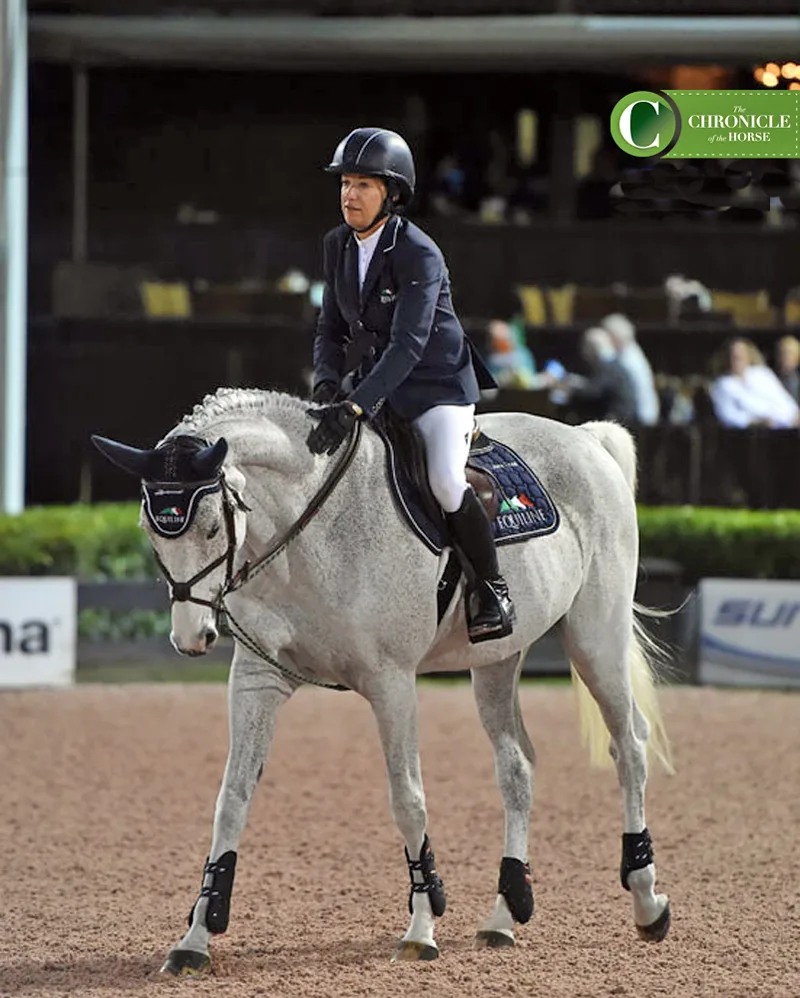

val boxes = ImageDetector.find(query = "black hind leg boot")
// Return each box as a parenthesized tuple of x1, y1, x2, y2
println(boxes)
(446, 486, 516, 643)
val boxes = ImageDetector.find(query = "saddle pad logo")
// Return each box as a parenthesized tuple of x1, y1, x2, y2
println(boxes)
(468, 444, 559, 546)
(499, 494, 536, 512)
(379, 288, 396, 304)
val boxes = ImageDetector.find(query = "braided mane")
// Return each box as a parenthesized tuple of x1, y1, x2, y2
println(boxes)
(170, 387, 307, 439)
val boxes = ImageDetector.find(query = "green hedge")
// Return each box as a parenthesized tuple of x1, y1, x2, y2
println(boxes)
(638, 507, 800, 583)
(2, 503, 800, 584)
(0, 503, 156, 580)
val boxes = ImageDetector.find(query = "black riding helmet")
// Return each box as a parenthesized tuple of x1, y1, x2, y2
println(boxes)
(326, 127, 416, 231)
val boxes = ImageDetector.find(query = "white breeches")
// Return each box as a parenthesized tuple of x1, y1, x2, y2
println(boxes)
(412, 404, 475, 513)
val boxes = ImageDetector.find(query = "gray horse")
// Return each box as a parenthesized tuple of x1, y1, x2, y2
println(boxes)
(92, 387, 673, 976)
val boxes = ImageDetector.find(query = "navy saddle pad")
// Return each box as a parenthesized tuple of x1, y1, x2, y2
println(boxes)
(374, 420, 560, 557)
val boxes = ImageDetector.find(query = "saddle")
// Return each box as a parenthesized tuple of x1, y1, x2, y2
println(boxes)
(376, 408, 498, 534)
(373, 408, 559, 554)
(370, 408, 559, 625)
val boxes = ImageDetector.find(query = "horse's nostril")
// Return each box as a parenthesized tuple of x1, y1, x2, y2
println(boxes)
(204, 629, 217, 647)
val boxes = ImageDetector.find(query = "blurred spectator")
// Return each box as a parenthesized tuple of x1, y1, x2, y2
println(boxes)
(276, 268, 310, 294)
(485, 318, 538, 389)
(430, 154, 468, 217)
(656, 374, 696, 426)
(710, 337, 800, 429)
(479, 129, 514, 224)
(775, 335, 800, 403)
(507, 167, 549, 224)
(601, 313, 660, 426)
(664, 273, 713, 323)
(544, 326, 637, 427)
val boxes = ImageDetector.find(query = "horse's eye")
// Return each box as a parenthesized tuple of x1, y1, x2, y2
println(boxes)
(207, 522, 221, 539)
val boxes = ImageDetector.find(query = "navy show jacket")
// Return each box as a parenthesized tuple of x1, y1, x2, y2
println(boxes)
(312, 215, 496, 421)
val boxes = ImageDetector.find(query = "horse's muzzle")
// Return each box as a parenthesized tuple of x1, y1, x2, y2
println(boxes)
(172, 627, 218, 657)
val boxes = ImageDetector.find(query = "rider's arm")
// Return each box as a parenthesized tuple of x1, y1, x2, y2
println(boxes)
(312, 232, 350, 395)
(349, 242, 441, 417)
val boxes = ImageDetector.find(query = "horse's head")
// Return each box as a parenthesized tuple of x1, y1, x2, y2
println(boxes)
(91, 433, 249, 656)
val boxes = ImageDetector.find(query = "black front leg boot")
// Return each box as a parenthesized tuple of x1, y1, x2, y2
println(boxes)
(446, 487, 516, 643)
(188, 851, 238, 933)
(404, 834, 447, 917)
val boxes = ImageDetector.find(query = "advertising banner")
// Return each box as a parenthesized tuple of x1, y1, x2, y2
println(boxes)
(611, 89, 798, 159)
(0, 578, 77, 688)
(698, 578, 800, 687)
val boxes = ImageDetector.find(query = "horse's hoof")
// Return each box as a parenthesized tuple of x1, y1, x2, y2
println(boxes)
(474, 929, 515, 949)
(636, 903, 671, 943)
(159, 948, 212, 976)
(392, 940, 440, 962)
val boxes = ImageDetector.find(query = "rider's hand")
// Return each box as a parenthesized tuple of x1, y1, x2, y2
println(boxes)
(311, 381, 339, 404)
(306, 401, 362, 456)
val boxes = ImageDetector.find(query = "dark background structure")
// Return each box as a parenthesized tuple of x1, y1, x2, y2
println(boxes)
(20, 1, 800, 506)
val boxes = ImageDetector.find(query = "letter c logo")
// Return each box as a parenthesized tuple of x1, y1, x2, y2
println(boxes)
(611, 91, 679, 158)
(619, 100, 662, 149)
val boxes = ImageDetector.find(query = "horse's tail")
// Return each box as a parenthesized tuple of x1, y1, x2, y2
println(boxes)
(572, 615, 674, 774)
(572, 420, 674, 774)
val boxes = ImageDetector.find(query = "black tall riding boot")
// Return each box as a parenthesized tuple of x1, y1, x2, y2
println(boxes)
(446, 486, 516, 643)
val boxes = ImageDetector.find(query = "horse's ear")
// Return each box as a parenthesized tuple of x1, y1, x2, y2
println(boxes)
(91, 435, 154, 478)
(191, 438, 228, 479)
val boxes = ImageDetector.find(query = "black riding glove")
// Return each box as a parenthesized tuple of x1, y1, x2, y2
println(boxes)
(311, 381, 339, 404)
(306, 401, 361, 456)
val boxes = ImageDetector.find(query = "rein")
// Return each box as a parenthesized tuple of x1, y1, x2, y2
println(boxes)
(221, 420, 363, 692)
(152, 420, 363, 691)
(224, 419, 362, 596)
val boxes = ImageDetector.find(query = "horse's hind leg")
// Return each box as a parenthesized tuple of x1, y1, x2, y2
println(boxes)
(366, 669, 445, 963)
(160, 654, 295, 976)
(471, 653, 535, 949)
(562, 596, 670, 941)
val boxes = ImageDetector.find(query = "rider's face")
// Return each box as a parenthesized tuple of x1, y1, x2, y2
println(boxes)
(340, 174, 388, 236)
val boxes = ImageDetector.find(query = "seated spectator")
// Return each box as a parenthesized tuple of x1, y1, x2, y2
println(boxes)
(543, 326, 638, 427)
(710, 337, 800, 429)
(664, 273, 713, 322)
(775, 335, 800, 403)
(601, 312, 660, 426)
(485, 318, 538, 389)
(655, 374, 696, 426)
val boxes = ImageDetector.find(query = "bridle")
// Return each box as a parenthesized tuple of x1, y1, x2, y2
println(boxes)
(149, 476, 248, 627)
(148, 421, 363, 688)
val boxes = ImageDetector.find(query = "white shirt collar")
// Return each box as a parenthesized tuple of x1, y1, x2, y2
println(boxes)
(355, 226, 384, 253)
(355, 224, 385, 288)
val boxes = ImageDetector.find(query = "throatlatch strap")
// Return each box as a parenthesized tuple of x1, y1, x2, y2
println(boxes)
(404, 835, 447, 917)
(620, 828, 654, 891)
(188, 850, 238, 933)
(498, 856, 534, 924)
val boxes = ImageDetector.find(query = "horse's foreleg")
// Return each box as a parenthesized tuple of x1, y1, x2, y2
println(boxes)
(471, 654, 535, 949)
(160, 657, 294, 976)
(368, 671, 445, 962)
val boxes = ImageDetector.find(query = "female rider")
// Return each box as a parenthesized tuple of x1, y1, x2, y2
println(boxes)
(306, 126, 515, 644)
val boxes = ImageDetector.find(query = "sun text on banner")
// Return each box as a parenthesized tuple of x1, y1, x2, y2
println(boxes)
(698, 578, 800, 688)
